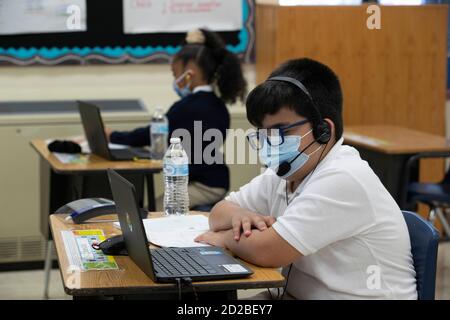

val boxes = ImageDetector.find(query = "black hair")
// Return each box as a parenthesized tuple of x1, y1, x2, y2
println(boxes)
(246, 58, 343, 140)
(173, 29, 247, 104)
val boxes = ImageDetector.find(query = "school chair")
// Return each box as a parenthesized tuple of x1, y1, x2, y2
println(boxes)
(402, 211, 440, 300)
(403, 152, 450, 237)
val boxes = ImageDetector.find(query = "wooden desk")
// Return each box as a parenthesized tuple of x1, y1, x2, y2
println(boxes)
(344, 126, 450, 155)
(30, 139, 162, 238)
(343, 125, 450, 209)
(50, 213, 285, 300)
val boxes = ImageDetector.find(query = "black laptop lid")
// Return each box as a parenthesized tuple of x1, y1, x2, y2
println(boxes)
(77, 101, 112, 160)
(107, 169, 156, 280)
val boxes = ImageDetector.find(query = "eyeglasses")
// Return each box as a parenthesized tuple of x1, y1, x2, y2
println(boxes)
(246, 119, 309, 150)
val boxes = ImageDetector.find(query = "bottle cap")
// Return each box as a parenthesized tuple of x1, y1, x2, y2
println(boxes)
(170, 137, 181, 144)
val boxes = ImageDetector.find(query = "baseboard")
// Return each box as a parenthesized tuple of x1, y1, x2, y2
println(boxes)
(0, 260, 59, 272)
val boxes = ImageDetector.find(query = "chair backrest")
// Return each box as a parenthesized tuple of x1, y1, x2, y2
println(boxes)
(402, 211, 440, 300)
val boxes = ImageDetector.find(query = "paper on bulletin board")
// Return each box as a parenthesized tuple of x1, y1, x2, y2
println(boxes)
(123, 0, 243, 34)
(61, 229, 119, 271)
(277, 0, 361, 5)
(0, 0, 87, 35)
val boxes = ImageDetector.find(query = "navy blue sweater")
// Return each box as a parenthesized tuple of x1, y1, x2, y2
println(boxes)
(110, 91, 230, 190)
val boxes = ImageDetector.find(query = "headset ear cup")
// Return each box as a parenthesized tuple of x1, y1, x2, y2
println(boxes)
(316, 122, 331, 144)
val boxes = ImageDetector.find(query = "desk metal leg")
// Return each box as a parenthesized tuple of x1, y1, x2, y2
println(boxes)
(436, 207, 450, 236)
(146, 174, 156, 212)
(43, 240, 53, 300)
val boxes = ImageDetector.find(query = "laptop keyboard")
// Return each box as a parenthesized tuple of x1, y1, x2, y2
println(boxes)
(111, 148, 150, 160)
(111, 149, 135, 160)
(151, 248, 218, 276)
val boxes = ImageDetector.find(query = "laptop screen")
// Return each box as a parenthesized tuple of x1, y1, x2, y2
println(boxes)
(77, 101, 112, 160)
(107, 169, 156, 280)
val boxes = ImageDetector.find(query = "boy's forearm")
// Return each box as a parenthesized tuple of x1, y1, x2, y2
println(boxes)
(222, 229, 274, 267)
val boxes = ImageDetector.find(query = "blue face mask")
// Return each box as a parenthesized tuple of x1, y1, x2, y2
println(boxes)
(259, 129, 322, 179)
(173, 70, 192, 98)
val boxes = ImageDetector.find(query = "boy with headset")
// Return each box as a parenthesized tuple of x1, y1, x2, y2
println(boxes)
(195, 58, 417, 299)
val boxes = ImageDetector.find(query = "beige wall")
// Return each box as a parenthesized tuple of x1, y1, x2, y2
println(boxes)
(0, 63, 254, 114)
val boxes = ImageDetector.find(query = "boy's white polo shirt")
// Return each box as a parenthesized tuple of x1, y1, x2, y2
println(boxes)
(226, 137, 417, 300)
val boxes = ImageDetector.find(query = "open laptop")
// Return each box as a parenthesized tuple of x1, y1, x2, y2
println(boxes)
(77, 101, 150, 161)
(107, 169, 253, 282)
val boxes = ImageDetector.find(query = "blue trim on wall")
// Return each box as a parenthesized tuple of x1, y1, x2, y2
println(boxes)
(0, 0, 251, 62)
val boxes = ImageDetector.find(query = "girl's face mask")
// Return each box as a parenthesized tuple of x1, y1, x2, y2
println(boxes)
(173, 70, 192, 98)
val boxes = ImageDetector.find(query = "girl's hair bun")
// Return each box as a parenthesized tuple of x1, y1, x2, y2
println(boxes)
(185, 29, 206, 45)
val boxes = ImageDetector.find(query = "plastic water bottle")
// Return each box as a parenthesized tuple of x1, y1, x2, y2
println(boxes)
(149, 107, 169, 160)
(163, 137, 190, 215)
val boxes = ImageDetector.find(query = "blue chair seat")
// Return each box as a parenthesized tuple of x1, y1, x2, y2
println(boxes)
(402, 211, 440, 300)
(408, 182, 450, 204)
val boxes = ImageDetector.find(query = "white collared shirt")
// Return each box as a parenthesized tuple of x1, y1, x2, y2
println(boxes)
(193, 85, 213, 94)
(226, 138, 417, 300)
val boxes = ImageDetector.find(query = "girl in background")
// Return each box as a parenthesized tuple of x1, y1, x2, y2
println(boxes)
(107, 29, 247, 209)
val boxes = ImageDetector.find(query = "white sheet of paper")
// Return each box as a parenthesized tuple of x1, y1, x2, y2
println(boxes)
(278, 0, 361, 5)
(147, 230, 210, 248)
(114, 215, 211, 248)
(78, 140, 129, 153)
(123, 0, 243, 34)
(0, 0, 87, 35)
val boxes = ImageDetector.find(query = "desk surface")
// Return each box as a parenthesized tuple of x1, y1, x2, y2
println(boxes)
(50, 213, 285, 297)
(344, 125, 450, 155)
(31, 139, 162, 173)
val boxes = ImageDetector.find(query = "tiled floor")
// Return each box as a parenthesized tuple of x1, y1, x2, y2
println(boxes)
(435, 242, 450, 299)
(2, 242, 450, 300)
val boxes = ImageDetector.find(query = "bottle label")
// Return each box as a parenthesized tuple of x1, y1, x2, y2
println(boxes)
(151, 123, 169, 134)
(164, 162, 189, 177)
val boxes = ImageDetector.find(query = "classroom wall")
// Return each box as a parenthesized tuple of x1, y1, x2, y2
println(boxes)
(256, 4, 448, 185)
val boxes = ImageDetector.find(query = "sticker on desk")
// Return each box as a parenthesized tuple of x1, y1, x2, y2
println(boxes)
(221, 264, 248, 273)
(61, 229, 118, 271)
(53, 153, 88, 164)
(199, 250, 223, 255)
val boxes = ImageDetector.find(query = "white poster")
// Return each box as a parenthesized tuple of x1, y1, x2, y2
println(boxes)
(123, 0, 243, 34)
(279, 0, 361, 5)
(0, 0, 86, 35)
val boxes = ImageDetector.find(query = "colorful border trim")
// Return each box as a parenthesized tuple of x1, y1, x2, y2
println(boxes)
(0, 0, 254, 65)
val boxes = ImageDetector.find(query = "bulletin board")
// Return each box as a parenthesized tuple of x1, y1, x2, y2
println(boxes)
(0, 0, 255, 66)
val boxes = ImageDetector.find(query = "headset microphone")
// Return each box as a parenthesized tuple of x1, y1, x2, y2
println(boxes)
(277, 161, 292, 177)
(276, 138, 320, 177)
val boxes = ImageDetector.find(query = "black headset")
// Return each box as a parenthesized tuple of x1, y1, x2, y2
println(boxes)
(266, 75, 331, 177)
